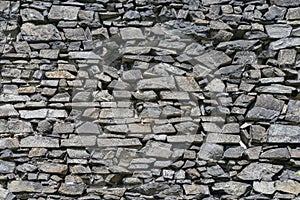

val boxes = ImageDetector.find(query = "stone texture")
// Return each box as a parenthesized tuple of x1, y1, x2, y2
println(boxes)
(21, 23, 61, 41)
(267, 124, 300, 143)
(48, 5, 80, 21)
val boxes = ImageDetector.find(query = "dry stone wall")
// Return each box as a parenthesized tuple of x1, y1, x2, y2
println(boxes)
(1, 0, 300, 199)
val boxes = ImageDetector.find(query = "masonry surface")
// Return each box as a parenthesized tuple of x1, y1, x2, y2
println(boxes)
(1, 0, 300, 199)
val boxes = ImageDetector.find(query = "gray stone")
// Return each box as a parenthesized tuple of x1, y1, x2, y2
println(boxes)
(48, 5, 80, 21)
(137, 77, 176, 90)
(123, 10, 140, 20)
(21, 23, 61, 41)
(269, 38, 300, 50)
(13, 41, 31, 53)
(265, 24, 292, 38)
(216, 40, 259, 51)
(195, 50, 231, 69)
(0, 160, 15, 173)
(175, 76, 200, 92)
(140, 141, 172, 159)
(120, 28, 145, 40)
(133, 91, 157, 101)
(212, 181, 250, 196)
(21, 8, 44, 22)
(8, 181, 43, 192)
(223, 146, 244, 159)
(58, 183, 85, 196)
(64, 28, 86, 40)
(39, 163, 68, 174)
(0, 104, 19, 118)
(97, 138, 142, 148)
(253, 181, 276, 195)
(61, 136, 97, 147)
(237, 162, 283, 181)
(20, 136, 59, 148)
(99, 108, 134, 119)
(278, 49, 297, 66)
(286, 100, 300, 122)
(246, 94, 284, 120)
(260, 147, 290, 160)
(276, 180, 300, 195)
(76, 122, 102, 134)
(264, 6, 286, 20)
(198, 143, 224, 161)
(287, 7, 300, 20)
(250, 125, 267, 143)
(206, 133, 241, 144)
(232, 51, 257, 65)
(69, 51, 101, 59)
(271, 0, 300, 7)
(267, 124, 300, 143)
(204, 78, 225, 92)
(39, 49, 59, 59)
(256, 84, 295, 94)
(183, 184, 210, 195)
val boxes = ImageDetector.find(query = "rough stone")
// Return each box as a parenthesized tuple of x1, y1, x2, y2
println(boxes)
(21, 23, 61, 41)
(286, 100, 300, 122)
(0, 104, 19, 118)
(0, 160, 15, 173)
(48, 5, 80, 21)
(265, 24, 292, 38)
(20, 136, 59, 148)
(267, 124, 300, 143)
(212, 181, 250, 196)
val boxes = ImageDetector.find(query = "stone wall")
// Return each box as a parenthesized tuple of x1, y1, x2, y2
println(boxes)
(1, 0, 300, 199)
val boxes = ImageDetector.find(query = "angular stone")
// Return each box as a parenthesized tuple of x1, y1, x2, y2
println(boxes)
(237, 162, 283, 181)
(0, 160, 15, 173)
(0, 104, 19, 118)
(19, 109, 47, 119)
(45, 70, 76, 79)
(21, 8, 44, 22)
(128, 124, 151, 134)
(61, 136, 97, 147)
(99, 108, 134, 119)
(39, 163, 68, 174)
(260, 147, 290, 160)
(250, 125, 267, 143)
(276, 180, 300, 195)
(13, 41, 31, 53)
(76, 122, 101, 134)
(0, 138, 19, 149)
(64, 28, 86, 40)
(97, 138, 142, 148)
(216, 40, 259, 51)
(223, 146, 244, 159)
(58, 183, 85, 196)
(120, 28, 145, 40)
(204, 78, 225, 92)
(212, 181, 250, 196)
(140, 141, 172, 159)
(269, 38, 300, 50)
(20, 136, 59, 148)
(267, 124, 300, 143)
(21, 23, 61, 41)
(183, 184, 210, 195)
(206, 133, 241, 144)
(137, 77, 176, 90)
(265, 24, 292, 38)
(195, 50, 231, 69)
(175, 76, 200, 92)
(287, 7, 300, 20)
(253, 181, 276, 195)
(8, 181, 43, 192)
(264, 6, 286, 20)
(271, 0, 300, 7)
(256, 84, 295, 94)
(246, 94, 284, 120)
(232, 51, 257, 65)
(286, 100, 300, 122)
(167, 135, 203, 143)
(39, 49, 59, 59)
(48, 5, 80, 21)
(198, 143, 224, 161)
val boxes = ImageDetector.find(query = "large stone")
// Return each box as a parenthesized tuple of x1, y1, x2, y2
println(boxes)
(58, 183, 85, 196)
(64, 28, 86, 40)
(276, 180, 300, 195)
(19, 109, 47, 119)
(0, 104, 19, 118)
(21, 23, 61, 41)
(0, 160, 15, 173)
(97, 138, 142, 148)
(8, 181, 43, 192)
(39, 163, 68, 174)
(195, 50, 231, 69)
(286, 100, 300, 122)
(206, 133, 241, 144)
(212, 181, 250, 196)
(21, 8, 44, 22)
(48, 5, 80, 21)
(265, 24, 292, 38)
(253, 181, 276, 195)
(120, 28, 145, 40)
(264, 6, 286, 20)
(183, 184, 210, 195)
(287, 7, 300, 20)
(197, 143, 224, 161)
(61, 136, 97, 147)
(175, 76, 200, 92)
(0, 138, 19, 149)
(260, 147, 290, 160)
(269, 38, 300, 50)
(137, 77, 176, 90)
(246, 94, 284, 120)
(216, 40, 259, 51)
(140, 141, 172, 159)
(267, 124, 300, 143)
(20, 136, 59, 148)
(237, 162, 283, 181)
(271, 0, 300, 7)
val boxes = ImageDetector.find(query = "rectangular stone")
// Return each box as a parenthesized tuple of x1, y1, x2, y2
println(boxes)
(0, 104, 19, 118)
(97, 138, 142, 147)
(61, 136, 97, 147)
(20, 136, 59, 148)
(160, 91, 190, 100)
(175, 76, 200, 92)
(128, 124, 152, 133)
(206, 133, 241, 144)
(48, 5, 80, 21)
(167, 135, 203, 143)
(19, 109, 48, 119)
(267, 124, 300, 143)
(99, 108, 134, 119)
(137, 77, 176, 90)
(8, 181, 43, 193)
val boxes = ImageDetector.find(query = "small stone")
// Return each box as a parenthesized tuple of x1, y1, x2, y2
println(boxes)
(21, 23, 61, 41)
(58, 183, 85, 196)
(0, 160, 15, 173)
(48, 5, 80, 21)
(20, 136, 59, 148)
(212, 181, 250, 196)
(265, 24, 292, 38)
(97, 138, 142, 148)
(250, 125, 267, 143)
(183, 184, 210, 195)
(232, 51, 257, 65)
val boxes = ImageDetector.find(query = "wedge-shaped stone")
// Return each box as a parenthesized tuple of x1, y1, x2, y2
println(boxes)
(48, 5, 80, 21)
(137, 77, 176, 90)
(20, 136, 59, 148)
(21, 23, 61, 41)
(97, 138, 142, 148)
(237, 162, 283, 181)
(267, 124, 300, 143)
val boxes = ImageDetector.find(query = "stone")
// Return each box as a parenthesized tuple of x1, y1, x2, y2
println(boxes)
(21, 8, 44, 22)
(39, 49, 59, 59)
(195, 50, 231, 69)
(120, 28, 145, 40)
(8, 181, 43, 192)
(276, 180, 300, 195)
(20, 136, 59, 148)
(58, 183, 85, 196)
(232, 51, 257, 65)
(137, 77, 176, 90)
(140, 141, 172, 159)
(97, 138, 142, 148)
(286, 100, 300, 122)
(260, 147, 290, 160)
(99, 108, 134, 119)
(64, 28, 86, 40)
(265, 24, 292, 38)
(250, 125, 267, 143)
(287, 8, 300, 20)
(264, 6, 286, 20)
(21, 23, 61, 41)
(256, 84, 295, 94)
(269, 38, 300, 50)
(206, 133, 241, 144)
(13, 41, 31, 53)
(123, 10, 140, 20)
(223, 146, 244, 159)
(183, 184, 210, 195)
(19, 109, 47, 119)
(69, 51, 101, 59)
(253, 181, 276, 195)
(204, 78, 225, 92)
(237, 162, 283, 181)
(122, 70, 143, 82)
(175, 76, 200, 92)
(271, 0, 300, 7)
(0, 104, 19, 118)
(39, 163, 68, 174)
(0, 138, 19, 149)
(197, 143, 224, 161)
(267, 124, 300, 143)
(61, 136, 97, 147)
(216, 40, 259, 51)
(0, 160, 15, 173)
(278, 49, 297, 66)
(212, 181, 250, 196)
(48, 5, 80, 21)
(246, 94, 284, 120)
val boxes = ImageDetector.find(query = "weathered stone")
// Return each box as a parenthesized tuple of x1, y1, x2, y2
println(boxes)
(269, 38, 300, 50)
(137, 77, 176, 90)
(267, 124, 300, 143)
(250, 125, 267, 143)
(0, 104, 19, 118)
(8, 181, 43, 192)
(39, 163, 68, 174)
(198, 143, 224, 161)
(61, 136, 97, 147)
(223, 146, 244, 159)
(21, 8, 44, 22)
(276, 180, 300, 195)
(39, 49, 59, 59)
(120, 28, 145, 40)
(204, 78, 225, 92)
(175, 76, 200, 92)
(64, 28, 86, 40)
(99, 108, 134, 119)
(97, 138, 142, 148)
(0, 160, 15, 173)
(48, 5, 80, 21)
(195, 50, 231, 69)
(253, 181, 276, 195)
(216, 40, 259, 51)
(256, 84, 295, 94)
(69, 51, 101, 59)
(265, 24, 292, 38)
(278, 49, 297, 66)
(212, 181, 250, 196)
(58, 183, 85, 196)
(232, 51, 257, 65)
(287, 7, 300, 20)
(286, 100, 300, 122)
(264, 6, 286, 20)
(237, 162, 283, 181)
(21, 23, 61, 41)
(206, 133, 241, 144)
(183, 184, 210, 195)
(140, 141, 172, 159)
(20, 136, 59, 148)
(0, 138, 19, 149)
(271, 0, 300, 7)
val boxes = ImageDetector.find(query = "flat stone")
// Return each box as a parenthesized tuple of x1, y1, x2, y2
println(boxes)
(99, 108, 134, 119)
(0, 160, 15, 173)
(237, 162, 283, 181)
(21, 23, 61, 41)
(212, 181, 250, 196)
(45, 70, 76, 79)
(265, 24, 292, 38)
(253, 181, 276, 195)
(58, 183, 85, 196)
(287, 7, 300, 20)
(39, 49, 59, 59)
(20, 136, 59, 148)
(206, 133, 241, 144)
(204, 78, 225, 92)
(183, 184, 210, 195)
(250, 125, 267, 143)
(267, 124, 300, 143)
(264, 6, 286, 20)
(223, 146, 244, 159)
(271, 0, 300, 7)
(120, 28, 145, 40)
(195, 50, 231, 69)
(216, 40, 259, 51)
(269, 38, 300, 50)
(8, 181, 43, 192)
(246, 94, 284, 120)
(97, 138, 142, 148)
(0, 138, 19, 149)
(13, 41, 31, 53)
(175, 76, 200, 92)
(19, 109, 47, 119)
(76, 122, 102, 134)
(39, 163, 68, 174)
(128, 124, 152, 133)
(64, 28, 86, 40)
(278, 49, 297, 66)
(286, 100, 300, 122)
(197, 143, 224, 161)
(276, 180, 300, 195)
(69, 51, 101, 59)
(0, 104, 19, 118)
(232, 51, 257, 65)
(260, 147, 290, 160)
(160, 91, 190, 100)
(140, 141, 172, 159)
(61, 136, 97, 147)
(21, 8, 44, 22)
(256, 84, 295, 94)
(137, 76, 176, 90)
(48, 5, 80, 21)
